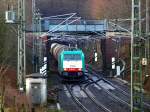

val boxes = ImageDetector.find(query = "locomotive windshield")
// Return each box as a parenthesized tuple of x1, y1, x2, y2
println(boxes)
(64, 54, 81, 61)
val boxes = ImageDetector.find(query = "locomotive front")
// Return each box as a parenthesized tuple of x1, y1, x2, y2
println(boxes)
(50, 43, 85, 81)
(60, 50, 85, 80)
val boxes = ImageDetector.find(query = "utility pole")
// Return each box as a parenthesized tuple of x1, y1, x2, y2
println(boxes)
(32, 9, 42, 72)
(17, 0, 26, 91)
(32, 0, 36, 72)
(36, 12, 42, 68)
(146, 0, 150, 61)
(32, 0, 42, 72)
(146, 0, 149, 35)
(35, 10, 42, 72)
(131, 0, 144, 112)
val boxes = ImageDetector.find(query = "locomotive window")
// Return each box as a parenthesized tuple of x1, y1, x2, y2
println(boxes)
(64, 54, 81, 60)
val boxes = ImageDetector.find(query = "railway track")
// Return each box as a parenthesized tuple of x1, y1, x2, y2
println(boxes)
(65, 83, 111, 112)
(65, 84, 90, 112)
(85, 83, 130, 112)
(83, 76, 130, 112)
(106, 77, 130, 93)
(80, 84, 112, 112)
(59, 67, 150, 112)
(65, 76, 130, 112)
(107, 78, 150, 110)
(86, 66, 150, 110)
(86, 65, 130, 96)
(85, 74, 131, 107)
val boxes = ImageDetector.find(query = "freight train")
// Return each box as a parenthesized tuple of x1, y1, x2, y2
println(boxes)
(50, 43, 85, 81)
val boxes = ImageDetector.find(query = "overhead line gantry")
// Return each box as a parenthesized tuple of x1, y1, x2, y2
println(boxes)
(17, 0, 26, 91)
(131, 0, 146, 111)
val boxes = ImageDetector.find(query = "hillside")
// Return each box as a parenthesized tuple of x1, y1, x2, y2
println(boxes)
(0, 0, 132, 28)
(36, 0, 131, 19)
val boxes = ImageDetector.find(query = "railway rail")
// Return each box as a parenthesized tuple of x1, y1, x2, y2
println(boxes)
(65, 84, 90, 112)
(80, 85, 112, 112)
(56, 65, 150, 112)
(64, 74, 131, 112)
(65, 83, 111, 112)
(86, 75, 130, 107)
(83, 75, 130, 112)
(86, 65, 150, 111)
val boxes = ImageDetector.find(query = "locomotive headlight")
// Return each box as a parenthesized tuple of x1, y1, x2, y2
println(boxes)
(64, 68, 67, 71)
(78, 68, 82, 71)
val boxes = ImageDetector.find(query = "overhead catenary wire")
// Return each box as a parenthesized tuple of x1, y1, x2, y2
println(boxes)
(40, 13, 77, 20)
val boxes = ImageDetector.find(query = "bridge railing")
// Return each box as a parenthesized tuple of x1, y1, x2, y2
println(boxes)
(42, 20, 108, 32)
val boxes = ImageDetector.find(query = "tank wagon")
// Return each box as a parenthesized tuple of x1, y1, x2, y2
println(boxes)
(50, 43, 85, 80)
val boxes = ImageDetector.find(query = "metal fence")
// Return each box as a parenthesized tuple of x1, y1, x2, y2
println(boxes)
(41, 20, 108, 32)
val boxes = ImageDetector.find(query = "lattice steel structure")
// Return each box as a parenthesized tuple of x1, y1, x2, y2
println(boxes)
(17, 0, 26, 91)
(131, 0, 144, 111)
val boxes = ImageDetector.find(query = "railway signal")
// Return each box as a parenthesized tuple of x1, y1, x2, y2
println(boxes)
(112, 57, 115, 70)
(94, 52, 98, 62)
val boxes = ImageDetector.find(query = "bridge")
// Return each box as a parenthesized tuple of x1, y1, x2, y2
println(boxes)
(41, 20, 108, 33)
